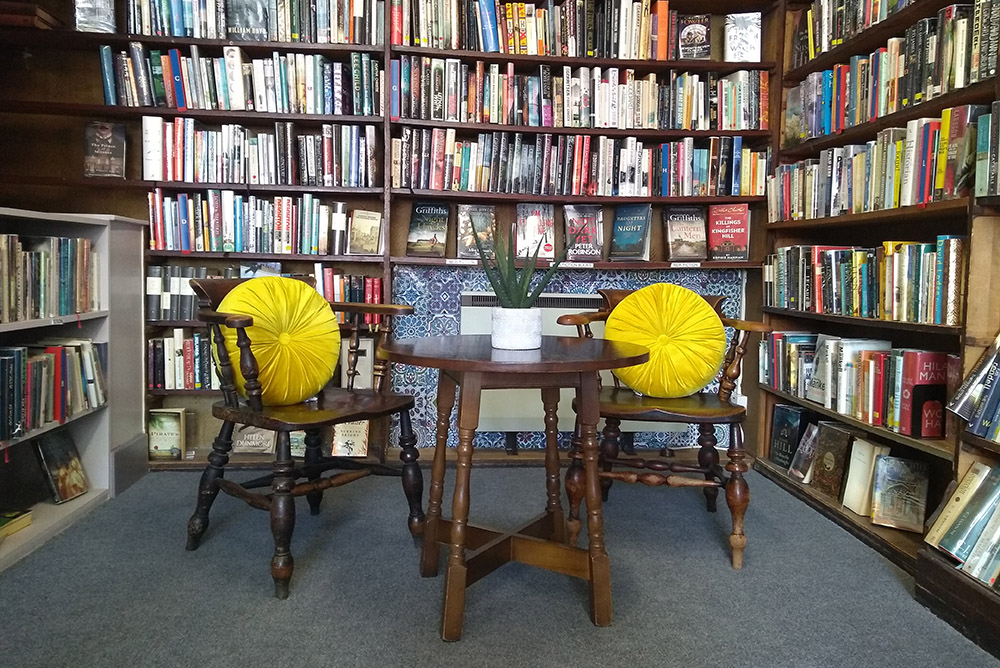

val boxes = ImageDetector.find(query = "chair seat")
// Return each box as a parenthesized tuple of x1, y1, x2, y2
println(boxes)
(213, 388, 416, 431)
(597, 386, 745, 424)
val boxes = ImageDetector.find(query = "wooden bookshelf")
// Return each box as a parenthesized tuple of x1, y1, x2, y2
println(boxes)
(765, 198, 971, 231)
(761, 307, 964, 336)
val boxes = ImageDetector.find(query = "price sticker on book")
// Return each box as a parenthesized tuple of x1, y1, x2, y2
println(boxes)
(445, 258, 478, 266)
(669, 262, 702, 268)
(561, 262, 595, 269)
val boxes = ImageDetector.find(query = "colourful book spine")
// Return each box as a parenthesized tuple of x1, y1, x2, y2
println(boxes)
(168, 49, 187, 111)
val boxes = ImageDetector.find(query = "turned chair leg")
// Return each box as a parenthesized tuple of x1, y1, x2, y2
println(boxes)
(270, 431, 297, 599)
(186, 420, 235, 550)
(565, 421, 585, 546)
(599, 418, 621, 502)
(398, 409, 425, 537)
(698, 423, 720, 513)
(304, 428, 324, 516)
(725, 423, 750, 569)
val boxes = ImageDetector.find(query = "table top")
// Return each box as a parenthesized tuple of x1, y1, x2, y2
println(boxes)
(380, 334, 649, 373)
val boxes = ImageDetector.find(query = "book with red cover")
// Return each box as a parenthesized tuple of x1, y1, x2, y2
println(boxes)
(870, 351, 890, 426)
(707, 203, 750, 261)
(899, 350, 949, 437)
(183, 338, 195, 390)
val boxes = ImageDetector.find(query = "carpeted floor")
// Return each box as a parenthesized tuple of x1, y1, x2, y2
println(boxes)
(0, 466, 996, 668)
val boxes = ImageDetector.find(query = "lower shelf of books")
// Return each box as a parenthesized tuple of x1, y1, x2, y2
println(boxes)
(0, 488, 109, 572)
(754, 457, 923, 574)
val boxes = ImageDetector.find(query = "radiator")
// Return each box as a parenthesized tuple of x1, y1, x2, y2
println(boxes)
(459, 292, 683, 435)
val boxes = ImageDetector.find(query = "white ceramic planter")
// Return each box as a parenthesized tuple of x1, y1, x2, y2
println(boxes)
(491, 306, 542, 350)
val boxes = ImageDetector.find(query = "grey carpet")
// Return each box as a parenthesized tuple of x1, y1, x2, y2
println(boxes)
(0, 466, 996, 668)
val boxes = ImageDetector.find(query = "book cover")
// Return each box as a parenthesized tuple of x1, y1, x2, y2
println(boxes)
(925, 461, 992, 546)
(83, 121, 126, 178)
(147, 408, 186, 460)
(563, 204, 604, 261)
(662, 205, 708, 260)
(514, 203, 555, 258)
(456, 203, 496, 258)
(899, 350, 948, 438)
(810, 421, 856, 500)
(769, 404, 811, 469)
(230, 424, 275, 454)
(677, 14, 710, 60)
(788, 421, 821, 482)
(723, 12, 762, 62)
(347, 209, 382, 255)
(871, 455, 929, 533)
(333, 420, 369, 456)
(0, 508, 32, 540)
(707, 203, 750, 261)
(226, 0, 269, 40)
(0, 435, 51, 510)
(608, 203, 652, 261)
(939, 466, 1000, 561)
(841, 438, 892, 517)
(406, 201, 449, 257)
(34, 430, 89, 504)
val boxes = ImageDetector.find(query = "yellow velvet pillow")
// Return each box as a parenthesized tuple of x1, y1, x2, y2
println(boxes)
(218, 277, 341, 406)
(605, 284, 727, 398)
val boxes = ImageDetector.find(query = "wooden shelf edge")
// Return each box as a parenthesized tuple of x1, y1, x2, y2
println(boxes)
(766, 198, 971, 229)
(758, 384, 955, 460)
(145, 250, 386, 262)
(754, 458, 921, 574)
(146, 389, 222, 396)
(393, 188, 766, 203)
(761, 307, 963, 335)
(962, 432, 1000, 456)
(0, 310, 109, 333)
(390, 256, 759, 269)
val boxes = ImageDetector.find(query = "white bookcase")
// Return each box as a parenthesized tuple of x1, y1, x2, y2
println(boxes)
(0, 207, 146, 571)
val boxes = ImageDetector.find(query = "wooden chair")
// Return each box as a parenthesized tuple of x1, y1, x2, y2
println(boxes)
(557, 288, 770, 569)
(184, 278, 425, 598)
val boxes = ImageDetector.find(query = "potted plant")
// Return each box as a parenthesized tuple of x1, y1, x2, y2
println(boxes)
(470, 218, 580, 350)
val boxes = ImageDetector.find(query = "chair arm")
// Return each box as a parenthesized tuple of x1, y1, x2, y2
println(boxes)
(331, 302, 415, 317)
(720, 317, 772, 334)
(197, 309, 254, 329)
(556, 311, 609, 326)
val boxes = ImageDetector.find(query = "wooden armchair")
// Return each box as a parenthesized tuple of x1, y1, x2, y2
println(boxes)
(557, 288, 770, 569)
(184, 277, 425, 598)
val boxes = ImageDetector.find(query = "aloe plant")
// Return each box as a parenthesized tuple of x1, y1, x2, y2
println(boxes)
(470, 218, 579, 308)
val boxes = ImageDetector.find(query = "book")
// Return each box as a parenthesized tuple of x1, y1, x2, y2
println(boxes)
(809, 421, 856, 499)
(608, 203, 652, 261)
(0, 508, 31, 540)
(226, 0, 269, 40)
(514, 203, 555, 258)
(899, 350, 949, 438)
(230, 424, 275, 454)
(0, 437, 51, 510)
(723, 12, 762, 62)
(74, 0, 114, 31)
(406, 201, 449, 257)
(239, 261, 281, 278)
(841, 438, 891, 517)
(961, 500, 1000, 581)
(939, 466, 1000, 562)
(562, 204, 604, 261)
(788, 421, 821, 482)
(83, 121, 126, 178)
(147, 408, 186, 460)
(707, 203, 750, 261)
(871, 455, 929, 533)
(347, 210, 383, 255)
(768, 404, 811, 469)
(677, 14, 711, 60)
(456, 203, 496, 258)
(925, 462, 992, 547)
(333, 420, 369, 456)
(35, 430, 89, 504)
(662, 206, 708, 261)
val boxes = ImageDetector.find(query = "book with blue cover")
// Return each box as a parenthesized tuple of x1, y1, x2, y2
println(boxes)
(608, 204, 652, 261)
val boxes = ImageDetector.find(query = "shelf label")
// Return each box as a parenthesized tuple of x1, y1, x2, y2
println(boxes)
(561, 262, 595, 269)
(669, 262, 702, 268)
(445, 258, 478, 266)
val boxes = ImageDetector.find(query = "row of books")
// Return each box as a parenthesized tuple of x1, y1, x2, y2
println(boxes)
(391, 55, 768, 132)
(0, 234, 99, 324)
(390, 126, 768, 197)
(760, 333, 958, 439)
(102, 43, 381, 118)
(145, 265, 207, 321)
(785, 6, 988, 146)
(0, 340, 108, 441)
(768, 405, 929, 532)
(140, 118, 381, 188)
(926, 462, 1000, 587)
(763, 237, 967, 326)
(788, 0, 917, 70)
(147, 328, 221, 391)
(123, 0, 385, 44)
(771, 104, 986, 222)
(948, 331, 1000, 442)
(147, 189, 383, 255)
(395, 0, 760, 64)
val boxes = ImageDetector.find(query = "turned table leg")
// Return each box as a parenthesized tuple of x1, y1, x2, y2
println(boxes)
(421, 370, 457, 578)
(577, 371, 612, 627)
(541, 386, 565, 543)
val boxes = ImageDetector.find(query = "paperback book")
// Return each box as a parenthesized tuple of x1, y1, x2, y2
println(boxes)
(147, 408, 187, 460)
(608, 203, 652, 261)
(514, 203, 555, 258)
(406, 201, 449, 257)
(678, 14, 711, 60)
(871, 456, 930, 533)
(707, 203, 750, 261)
(35, 431, 89, 504)
(347, 209, 383, 255)
(563, 204, 604, 261)
(456, 203, 496, 258)
(662, 206, 708, 260)
(723, 12, 762, 62)
(83, 121, 126, 178)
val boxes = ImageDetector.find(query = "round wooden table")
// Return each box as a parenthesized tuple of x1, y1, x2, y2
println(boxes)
(380, 334, 649, 641)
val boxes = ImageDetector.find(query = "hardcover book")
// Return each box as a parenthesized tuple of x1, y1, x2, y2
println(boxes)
(810, 422, 856, 500)
(35, 431, 89, 504)
(563, 204, 604, 261)
(788, 421, 821, 483)
(456, 203, 496, 258)
(707, 204, 750, 261)
(83, 121, 126, 178)
(662, 206, 708, 260)
(938, 466, 1000, 562)
(925, 462, 992, 547)
(226, 0, 269, 40)
(677, 14, 711, 60)
(406, 201, 449, 257)
(147, 407, 187, 460)
(841, 438, 891, 517)
(608, 203, 652, 261)
(347, 209, 383, 255)
(231, 424, 274, 454)
(723, 12, 762, 62)
(871, 455, 930, 533)
(514, 203, 555, 258)
(768, 404, 811, 470)
(0, 508, 32, 541)
(899, 350, 948, 438)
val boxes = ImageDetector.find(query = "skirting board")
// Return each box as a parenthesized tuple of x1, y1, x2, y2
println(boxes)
(111, 432, 148, 496)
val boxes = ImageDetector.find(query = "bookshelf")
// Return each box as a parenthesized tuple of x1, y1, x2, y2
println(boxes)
(0, 207, 146, 571)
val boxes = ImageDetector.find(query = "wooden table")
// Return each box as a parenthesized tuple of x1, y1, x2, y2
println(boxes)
(380, 334, 649, 641)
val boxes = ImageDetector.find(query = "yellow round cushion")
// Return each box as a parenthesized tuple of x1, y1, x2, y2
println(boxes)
(218, 277, 341, 406)
(605, 284, 727, 398)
